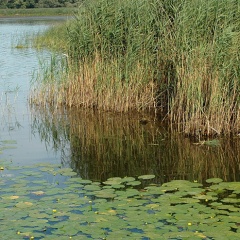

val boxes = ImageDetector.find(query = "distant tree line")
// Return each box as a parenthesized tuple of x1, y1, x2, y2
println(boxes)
(0, 0, 81, 8)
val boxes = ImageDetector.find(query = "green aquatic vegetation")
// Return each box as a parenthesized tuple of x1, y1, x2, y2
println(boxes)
(31, 0, 240, 136)
(0, 158, 240, 239)
(138, 174, 155, 180)
(0, 140, 17, 145)
(0, 140, 17, 157)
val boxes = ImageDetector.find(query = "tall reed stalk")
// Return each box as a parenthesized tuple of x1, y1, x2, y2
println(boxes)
(169, 0, 240, 136)
(32, 0, 240, 136)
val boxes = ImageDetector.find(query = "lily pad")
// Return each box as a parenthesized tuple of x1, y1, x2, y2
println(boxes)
(138, 174, 155, 180)
(206, 178, 223, 184)
(126, 181, 141, 186)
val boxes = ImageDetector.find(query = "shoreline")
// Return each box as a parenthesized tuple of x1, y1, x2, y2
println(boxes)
(0, 7, 76, 18)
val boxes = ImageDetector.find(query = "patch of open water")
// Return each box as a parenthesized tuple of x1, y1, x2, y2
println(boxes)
(0, 16, 69, 166)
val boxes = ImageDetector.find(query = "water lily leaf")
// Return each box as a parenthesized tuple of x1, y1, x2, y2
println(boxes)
(126, 181, 141, 186)
(144, 186, 163, 195)
(111, 184, 125, 189)
(162, 180, 202, 189)
(223, 182, 240, 191)
(75, 179, 92, 184)
(227, 215, 240, 223)
(221, 198, 240, 204)
(1, 140, 17, 144)
(138, 174, 155, 180)
(92, 181, 101, 185)
(107, 177, 122, 181)
(4, 165, 20, 170)
(103, 177, 123, 185)
(122, 177, 136, 183)
(57, 168, 77, 177)
(39, 167, 56, 173)
(84, 184, 101, 191)
(94, 189, 116, 199)
(15, 201, 33, 208)
(145, 203, 159, 209)
(31, 191, 45, 196)
(0, 145, 17, 150)
(217, 204, 233, 210)
(181, 198, 200, 204)
(9, 195, 19, 200)
(115, 189, 140, 199)
(18, 231, 33, 238)
(206, 178, 223, 184)
(29, 212, 49, 219)
(228, 207, 240, 212)
(210, 202, 222, 207)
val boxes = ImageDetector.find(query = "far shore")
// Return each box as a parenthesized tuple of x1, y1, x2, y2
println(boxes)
(0, 7, 77, 18)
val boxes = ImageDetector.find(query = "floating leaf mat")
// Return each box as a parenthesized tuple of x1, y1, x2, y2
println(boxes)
(0, 158, 240, 239)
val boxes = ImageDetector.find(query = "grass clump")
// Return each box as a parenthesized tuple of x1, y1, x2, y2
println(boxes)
(34, 22, 70, 51)
(31, 0, 240, 136)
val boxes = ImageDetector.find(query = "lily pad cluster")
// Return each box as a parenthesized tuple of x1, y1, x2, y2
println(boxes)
(1, 157, 240, 239)
(0, 140, 17, 155)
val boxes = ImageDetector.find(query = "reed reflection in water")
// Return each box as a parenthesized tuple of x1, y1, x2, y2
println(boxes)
(31, 106, 240, 184)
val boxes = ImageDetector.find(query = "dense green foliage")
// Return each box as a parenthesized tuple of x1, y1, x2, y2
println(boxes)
(0, 0, 81, 9)
(33, 0, 240, 136)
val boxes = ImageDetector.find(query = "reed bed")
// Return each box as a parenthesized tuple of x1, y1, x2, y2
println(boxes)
(31, 0, 240, 136)
(169, 0, 240, 136)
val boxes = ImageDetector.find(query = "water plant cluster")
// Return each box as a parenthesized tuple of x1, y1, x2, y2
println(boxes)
(31, 0, 240, 136)
(1, 141, 240, 239)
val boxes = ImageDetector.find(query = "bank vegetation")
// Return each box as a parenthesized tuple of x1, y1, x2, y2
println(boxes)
(31, 0, 240, 136)
(0, 0, 81, 9)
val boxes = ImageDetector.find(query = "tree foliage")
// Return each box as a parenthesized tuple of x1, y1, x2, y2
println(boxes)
(0, 0, 81, 8)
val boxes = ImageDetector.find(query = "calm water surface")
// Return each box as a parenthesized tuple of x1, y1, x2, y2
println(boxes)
(0, 17, 239, 184)
(0, 17, 68, 165)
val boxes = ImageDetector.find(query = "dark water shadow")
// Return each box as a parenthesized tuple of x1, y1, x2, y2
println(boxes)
(30, 106, 240, 184)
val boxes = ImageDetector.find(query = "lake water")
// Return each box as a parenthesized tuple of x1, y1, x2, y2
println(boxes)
(0, 17, 68, 165)
(0, 17, 239, 184)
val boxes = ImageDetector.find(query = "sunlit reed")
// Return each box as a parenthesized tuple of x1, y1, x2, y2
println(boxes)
(31, 0, 240, 136)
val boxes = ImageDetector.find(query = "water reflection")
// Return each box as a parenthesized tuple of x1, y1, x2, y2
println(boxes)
(0, 17, 67, 165)
(31, 106, 240, 184)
